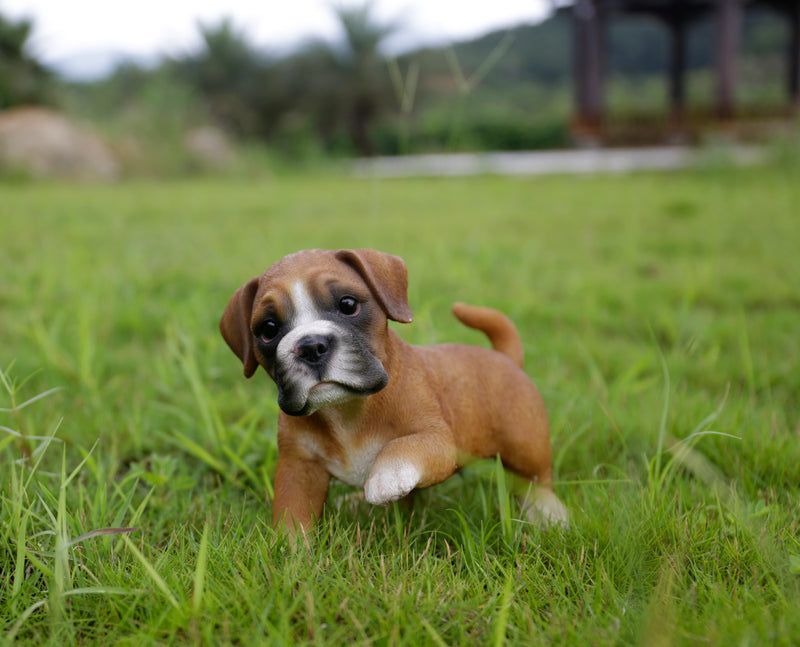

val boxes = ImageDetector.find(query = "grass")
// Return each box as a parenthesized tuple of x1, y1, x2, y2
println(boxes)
(1, 160, 799, 645)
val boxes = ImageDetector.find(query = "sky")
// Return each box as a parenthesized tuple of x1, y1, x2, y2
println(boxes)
(2, 0, 552, 79)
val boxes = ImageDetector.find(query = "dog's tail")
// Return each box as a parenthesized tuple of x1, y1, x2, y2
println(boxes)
(452, 303, 524, 368)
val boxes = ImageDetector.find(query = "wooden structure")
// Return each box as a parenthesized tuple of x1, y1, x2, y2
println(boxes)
(572, 0, 800, 138)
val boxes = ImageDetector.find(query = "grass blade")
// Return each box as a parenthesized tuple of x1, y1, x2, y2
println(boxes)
(418, 615, 450, 647)
(0, 387, 62, 413)
(492, 566, 516, 647)
(192, 522, 210, 615)
(121, 535, 181, 610)
(5, 599, 49, 643)
(69, 526, 140, 547)
(171, 430, 229, 476)
(62, 586, 147, 597)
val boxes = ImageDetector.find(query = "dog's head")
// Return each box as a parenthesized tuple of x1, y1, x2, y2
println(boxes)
(220, 249, 413, 416)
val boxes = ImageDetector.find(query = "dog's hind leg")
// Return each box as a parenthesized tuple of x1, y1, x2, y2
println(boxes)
(496, 422, 568, 529)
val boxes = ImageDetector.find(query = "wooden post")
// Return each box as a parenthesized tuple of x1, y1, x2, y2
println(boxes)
(573, 0, 606, 141)
(789, 0, 800, 111)
(714, 0, 743, 119)
(668, 15, 688, 130)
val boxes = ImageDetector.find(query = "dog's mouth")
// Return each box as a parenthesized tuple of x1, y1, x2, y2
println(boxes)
(278, 383, 360, 417)
(278, 374, 388, 417)
(309, 380, 338, 392)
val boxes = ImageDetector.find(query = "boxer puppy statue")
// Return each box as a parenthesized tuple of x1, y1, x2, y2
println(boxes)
(220, 248, 567, 534)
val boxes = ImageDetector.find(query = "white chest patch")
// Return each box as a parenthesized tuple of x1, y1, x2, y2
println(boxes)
(296, 427, 383, 489)
(324, 439, 383, 488)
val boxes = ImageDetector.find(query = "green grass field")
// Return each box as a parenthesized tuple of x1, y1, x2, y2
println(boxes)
(2, 163, 799, 645)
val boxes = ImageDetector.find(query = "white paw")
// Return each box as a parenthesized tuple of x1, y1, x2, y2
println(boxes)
(364, 462, 420, 506)
(520, 489, 569, 529)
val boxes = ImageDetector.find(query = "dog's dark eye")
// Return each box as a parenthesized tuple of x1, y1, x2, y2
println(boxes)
(338, 296, 360, 316)
(257, 320, 280, 343)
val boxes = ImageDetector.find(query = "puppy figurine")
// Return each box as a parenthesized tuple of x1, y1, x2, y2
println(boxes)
(220, 248, 567, 534)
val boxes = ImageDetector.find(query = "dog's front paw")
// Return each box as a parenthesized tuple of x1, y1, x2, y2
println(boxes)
(364, 462, 420, 506)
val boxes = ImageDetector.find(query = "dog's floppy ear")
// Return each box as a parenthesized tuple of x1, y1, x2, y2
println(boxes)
(335, 249, 413, 323)
(220, 277, 260, 378)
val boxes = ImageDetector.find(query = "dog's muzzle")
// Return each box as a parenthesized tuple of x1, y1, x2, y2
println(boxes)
(272, 323, 388, 417)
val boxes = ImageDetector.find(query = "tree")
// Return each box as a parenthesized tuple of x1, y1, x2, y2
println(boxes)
(169, 18, 272, 137)
(297, 2, 397, 155)
(0, 12, 52, 109)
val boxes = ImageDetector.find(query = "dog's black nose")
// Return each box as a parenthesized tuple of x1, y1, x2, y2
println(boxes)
(294, 335, 333, 364)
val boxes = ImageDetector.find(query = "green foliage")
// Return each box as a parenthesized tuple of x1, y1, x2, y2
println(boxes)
(1, 163, 800, 644)
(61, 66, 210, 177)
(63, 5, 398, 162)
(0, 12, 52, 108)
(376, 109, 570, 154)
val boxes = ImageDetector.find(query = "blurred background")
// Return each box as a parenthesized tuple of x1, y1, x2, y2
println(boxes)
(1, 0, 798, 179)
